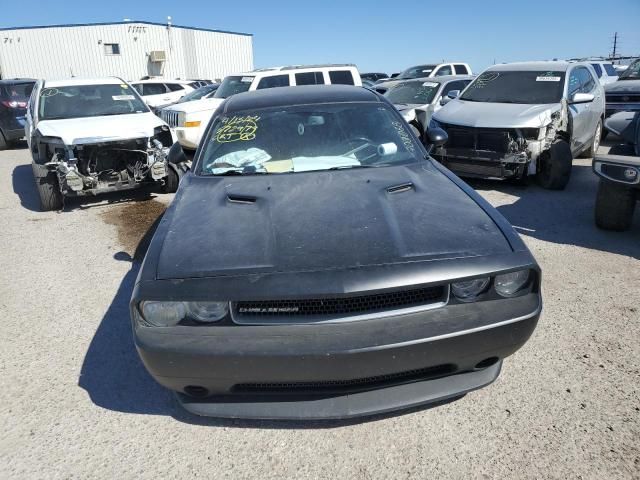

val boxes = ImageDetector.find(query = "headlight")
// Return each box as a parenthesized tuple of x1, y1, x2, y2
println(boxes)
(185, 301, 229, 323)
(429, 118, 442, 130)
(141, 301, 187, 327)
(495, 270, 530, 297)
(139, 301, 229, 326)
(177, 111, 186, 127)
(451, 277, 490, 302)
(402, 109, 416, 122)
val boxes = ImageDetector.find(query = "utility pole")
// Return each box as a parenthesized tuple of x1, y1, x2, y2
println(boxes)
(611, 32, 619, 59)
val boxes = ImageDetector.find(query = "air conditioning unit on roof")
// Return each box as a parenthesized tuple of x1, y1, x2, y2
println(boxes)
(149, 50, 167, 62)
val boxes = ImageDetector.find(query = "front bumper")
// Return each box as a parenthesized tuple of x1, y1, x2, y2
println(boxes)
(434, 147, 532, 180)
(3, 127, 26, 141)
(173, 126, 200, 150)
(134, 293, 541, 419)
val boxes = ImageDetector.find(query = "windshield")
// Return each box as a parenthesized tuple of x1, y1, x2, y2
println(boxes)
(214, 76, 254, 99)
(619, 60, 640, 80)
(603, 64, 618, 77)
(198, 103, 421, 175)
(461, 71, 566, 104)
(178, 84, 219, 103)
(397, 65, 437, 80)
(39, 84, 148, 120)
(385, 81, 440, 105)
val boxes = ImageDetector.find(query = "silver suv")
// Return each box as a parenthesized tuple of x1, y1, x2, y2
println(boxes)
(431, 61, 605, 189)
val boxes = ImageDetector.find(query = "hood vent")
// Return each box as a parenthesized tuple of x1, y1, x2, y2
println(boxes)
(227, 194, 257, 205)
(386, 182, 414, 194)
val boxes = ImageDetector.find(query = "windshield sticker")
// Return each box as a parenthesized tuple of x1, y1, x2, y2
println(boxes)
(112, 94, 135, 100)
(422, 82, 439, 88)
(536, 73, 561, 82)
(40, 88, 60, 97)
(215, 115, 261, 143)
(240, 77, 254, 83)
(391, 121, 416, 153)
(120, 84, 129, 89)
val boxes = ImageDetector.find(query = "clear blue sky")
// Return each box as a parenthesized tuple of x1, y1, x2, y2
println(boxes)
(2, 0, 639, 74)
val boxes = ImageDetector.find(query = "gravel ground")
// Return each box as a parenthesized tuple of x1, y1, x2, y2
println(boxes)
(1, 143, 638, 479)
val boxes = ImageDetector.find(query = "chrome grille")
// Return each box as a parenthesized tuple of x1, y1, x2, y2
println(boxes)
(160, 109, 180, 128)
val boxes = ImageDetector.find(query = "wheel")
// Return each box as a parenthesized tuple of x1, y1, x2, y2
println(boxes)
(580, 120, 602, 158)
(162, 165, 180, 193)
(536, 139, 573, 190)
(595, 179, 636, 231)
(32, 163, 63, 211)
(601, 129, 608, 141)
(0, 131, 7, 150)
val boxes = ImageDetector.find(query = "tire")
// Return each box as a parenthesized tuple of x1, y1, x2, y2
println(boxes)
(536, 139, 573, 190)
(595, 179, 636, 231)
(0, 131, 7, 151)
(32, 163, 63, 211)
(601, 129, 608, 141)
(162, 165, 180, 193)
(580, 120, 602, 158)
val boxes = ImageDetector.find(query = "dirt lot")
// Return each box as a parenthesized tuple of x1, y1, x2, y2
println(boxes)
(1, 144, 638, 479)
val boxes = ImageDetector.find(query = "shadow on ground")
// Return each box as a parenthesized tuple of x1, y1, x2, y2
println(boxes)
(468, 163, 640, 260)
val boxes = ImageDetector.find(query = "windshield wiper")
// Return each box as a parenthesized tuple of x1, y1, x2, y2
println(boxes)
(206, 168, 269, 176)
(328, 164, 386, 170)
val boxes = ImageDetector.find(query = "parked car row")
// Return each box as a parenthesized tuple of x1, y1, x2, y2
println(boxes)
(14, 54, 639, 420)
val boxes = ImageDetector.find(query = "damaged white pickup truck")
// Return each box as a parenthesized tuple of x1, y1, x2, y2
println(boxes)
(25, 78, 185, 210)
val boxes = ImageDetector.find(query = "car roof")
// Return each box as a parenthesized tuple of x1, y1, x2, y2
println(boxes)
(487, 61, 575, 72)
(131, 79, 193, 85)
(393, 75, 475, 84)
(0, 78, 36, 84)
(233, 64, 358, 76)
(44, 77, 126, 87)
(223, 85, 381, 114)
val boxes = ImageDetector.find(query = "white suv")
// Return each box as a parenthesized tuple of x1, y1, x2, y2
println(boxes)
(160, 64, 362, 149)
(131, 79, 198, 109)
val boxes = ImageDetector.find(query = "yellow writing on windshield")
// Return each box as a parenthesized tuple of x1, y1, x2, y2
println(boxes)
(215, 115, 261, 143)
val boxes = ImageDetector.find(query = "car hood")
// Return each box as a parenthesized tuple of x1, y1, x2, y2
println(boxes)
(155, 162, 512, 280)
(605, 79, 640, 93)
(434, 100, 561, 129)
(36, 112, 165, 144)
(164, 97, 225, 114)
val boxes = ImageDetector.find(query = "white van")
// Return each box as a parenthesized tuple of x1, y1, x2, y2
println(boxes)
(160, 64, 362, 149)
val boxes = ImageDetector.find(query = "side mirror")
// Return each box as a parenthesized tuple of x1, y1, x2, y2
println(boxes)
(570, 92, 595, 104)
(439, 96, 451, 106)
(167, 141, 187, 165)
(424, 128, 448, 154)
(447, 90, 461, 100)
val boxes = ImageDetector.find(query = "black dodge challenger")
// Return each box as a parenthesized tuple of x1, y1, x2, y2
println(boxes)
(130, 85, 542, 419)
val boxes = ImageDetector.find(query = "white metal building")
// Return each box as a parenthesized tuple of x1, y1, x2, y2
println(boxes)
(0, 20, 254, 81)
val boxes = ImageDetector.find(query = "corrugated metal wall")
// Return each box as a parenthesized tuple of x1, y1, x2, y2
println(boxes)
(0, 22, 253, 81)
